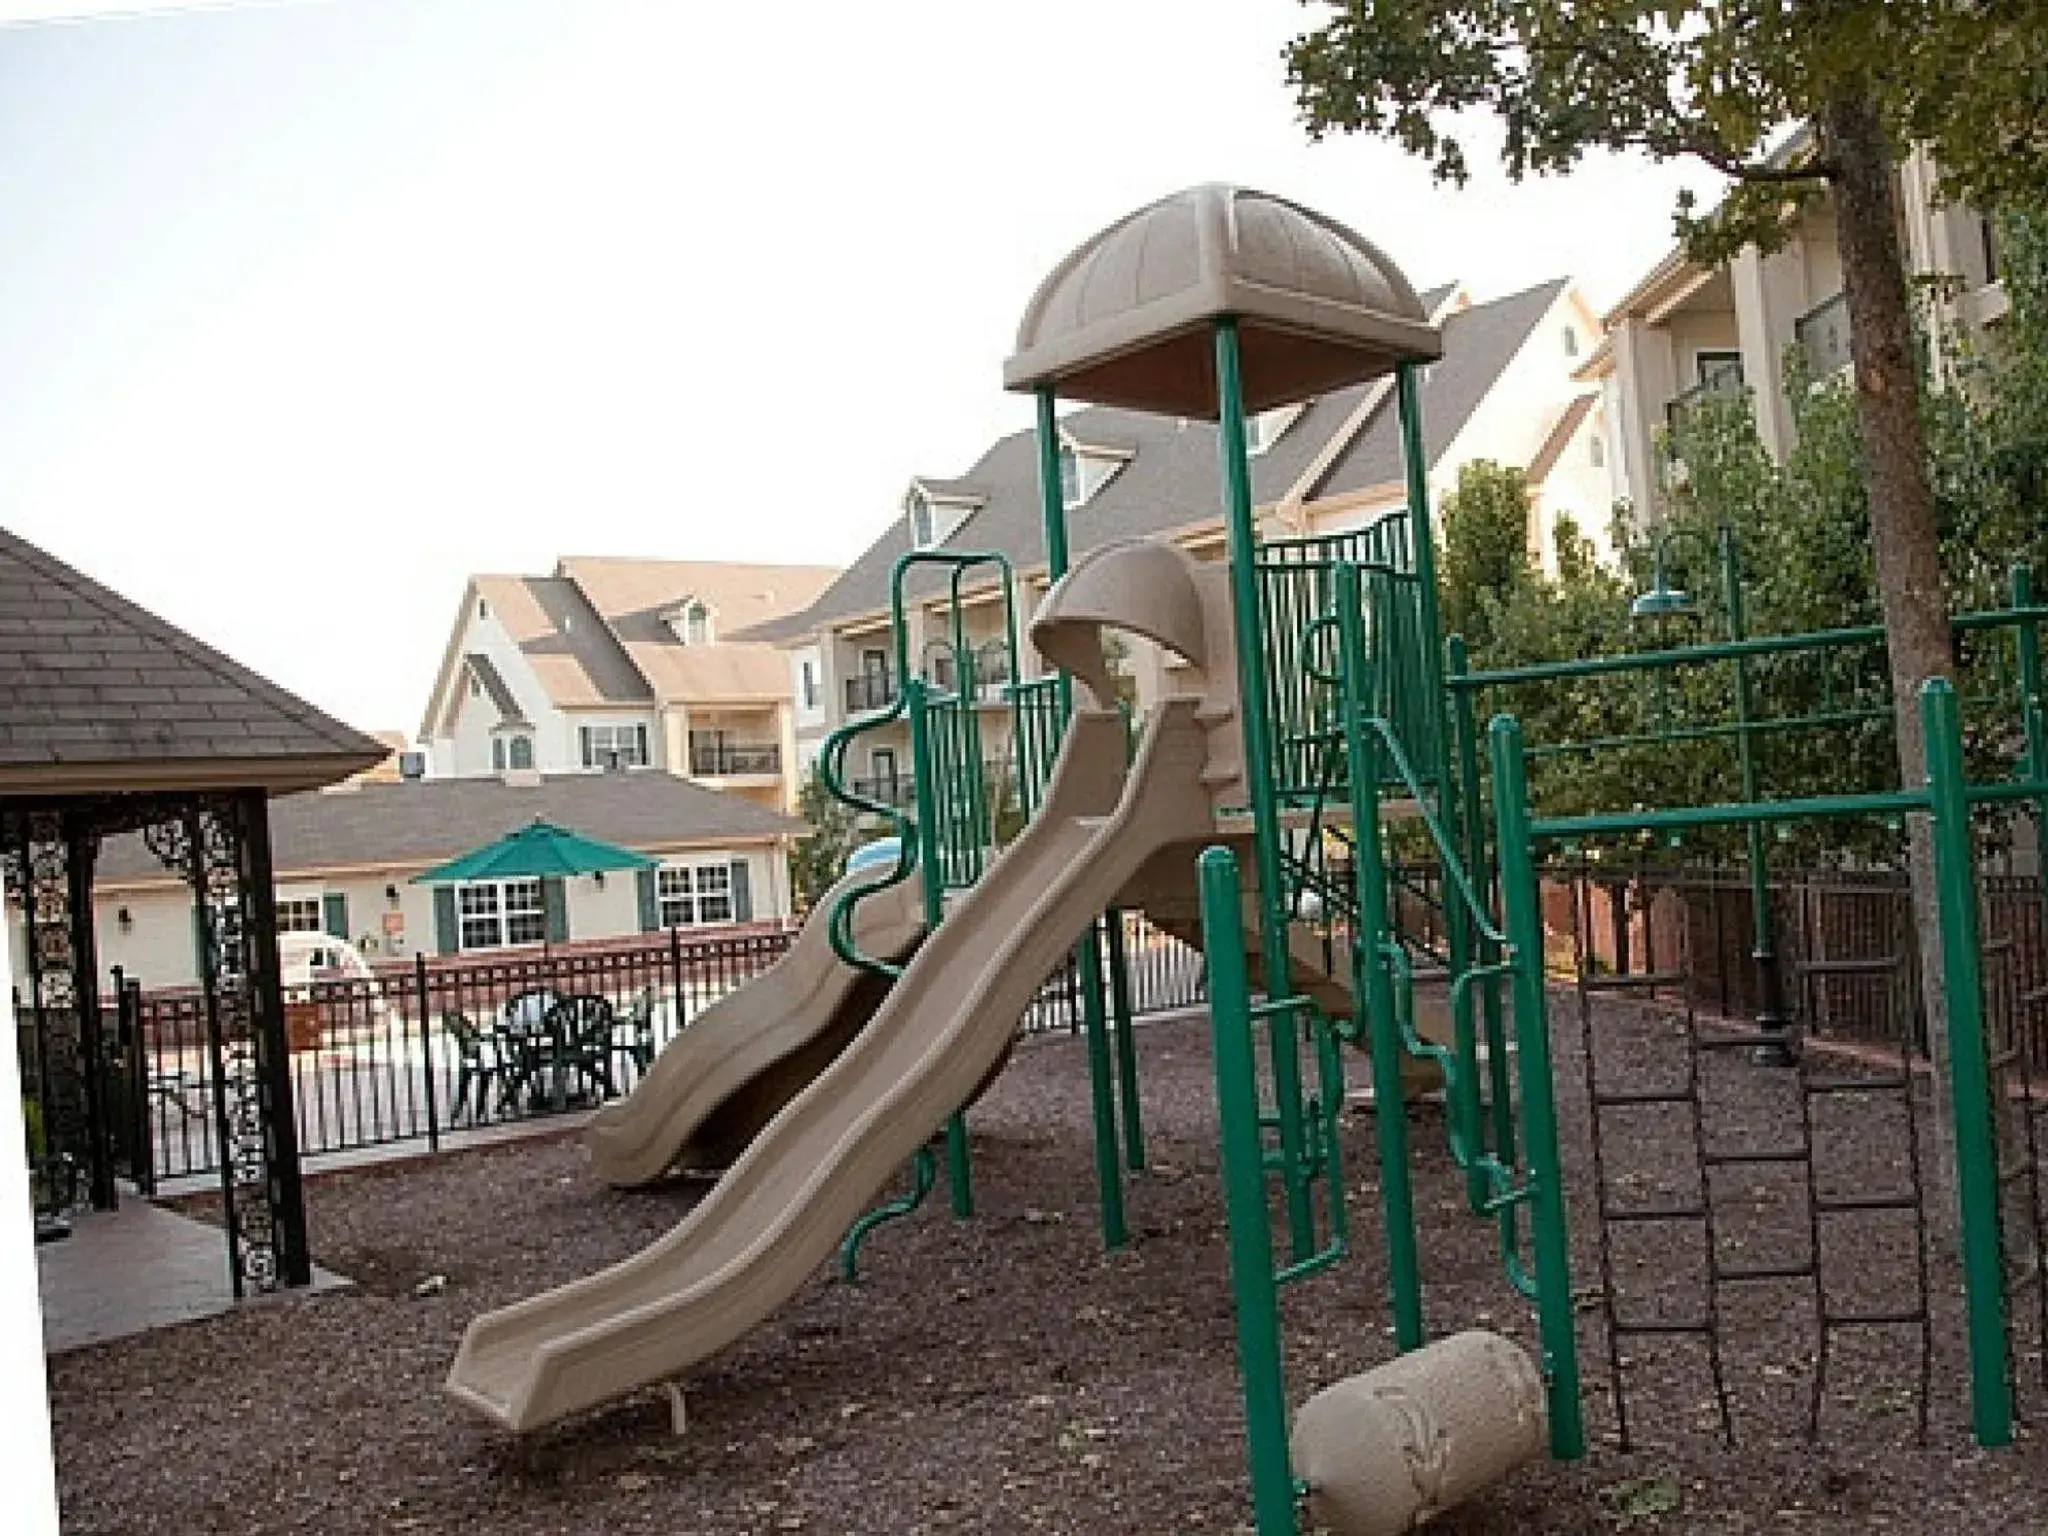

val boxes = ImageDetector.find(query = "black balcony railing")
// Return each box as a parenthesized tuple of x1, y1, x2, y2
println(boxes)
(848, 775, 916, 808)
(1795, 291, 1852, 377)
(689, 742, 781, 776)
(845, 671, 897, 714)
(1664, 356, 1747, 439)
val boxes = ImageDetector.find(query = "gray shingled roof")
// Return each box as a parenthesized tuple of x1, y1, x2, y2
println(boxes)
(744, 280, 1562, 641)
(463, 653, 529, 725)
(94, 769, 800, 882)
(0, 526, 385, 793)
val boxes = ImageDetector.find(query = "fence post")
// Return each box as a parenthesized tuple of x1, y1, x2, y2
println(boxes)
(414, 951, 440, 1153)
(1922, 677, 2013, 1448)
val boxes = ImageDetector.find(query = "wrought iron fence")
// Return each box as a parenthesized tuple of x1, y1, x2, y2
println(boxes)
(29, 907, 1209, 1188)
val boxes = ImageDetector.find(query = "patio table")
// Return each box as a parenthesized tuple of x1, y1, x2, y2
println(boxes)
(496, 992, 615, 1112)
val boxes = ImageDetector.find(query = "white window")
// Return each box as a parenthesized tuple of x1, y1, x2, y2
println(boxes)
(1058, 446, 1081, 507)
(581, 723, 649, 769)
(276, 897, 323, 934)
(907, 489, 934, 547)
(508, 735, 534, 769)
(680, 600, 712, 645)
(458, 878, 546, 950)
(657, 863, 734, 927)
(800, 659, 819, 710)
(1589, 433, 1606, 468)
(1563, 325, 1579, 358)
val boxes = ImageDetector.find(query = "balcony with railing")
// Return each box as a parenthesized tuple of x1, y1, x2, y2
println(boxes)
(1663, 355, 1748, 443)
(1795, 290, 1852, 377)
(844, 670, 898, 715)
(922, 640, 1013, 702)
(688, 741, 781, 778)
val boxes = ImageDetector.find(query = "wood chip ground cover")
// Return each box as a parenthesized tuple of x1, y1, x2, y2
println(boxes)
(46, 1001, 2048, 1533)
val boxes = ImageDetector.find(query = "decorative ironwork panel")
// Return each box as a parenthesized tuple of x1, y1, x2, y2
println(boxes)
(8, 811, 100, 1213)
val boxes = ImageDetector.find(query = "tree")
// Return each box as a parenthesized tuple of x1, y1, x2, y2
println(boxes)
(789, 762, 858, 916)
(1439, 460, 1538, 653)
(1287, 4, 2048, 1197)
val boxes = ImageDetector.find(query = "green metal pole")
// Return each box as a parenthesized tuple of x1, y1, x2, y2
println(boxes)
(1451, 636, 1515, 1235)
(1106, 909, 1146, 1171)
(1922, 677, 2013, 1448)
(1489, 713, 1585, 1460)
(2012, 565, 2047, 942)
(1200, 845, 1299, 1536)
(1337, 563, 1424, 1349)
(1214, 318, 1316, 1262)
(1398, 366, 1487, 1207)
(1722, 528, 1791, 1060)
(1035, 383, 1125, 1248)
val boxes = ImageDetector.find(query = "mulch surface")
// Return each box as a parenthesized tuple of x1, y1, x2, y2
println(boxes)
(45, 998, 2048, 1534)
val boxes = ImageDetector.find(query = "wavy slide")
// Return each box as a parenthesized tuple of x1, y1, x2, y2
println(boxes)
(585, 868, 925, 1188)
(446, 700, 1217, 1433)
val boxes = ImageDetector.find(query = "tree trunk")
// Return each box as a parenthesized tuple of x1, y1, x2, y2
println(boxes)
(1823, 96, 1963, 1231)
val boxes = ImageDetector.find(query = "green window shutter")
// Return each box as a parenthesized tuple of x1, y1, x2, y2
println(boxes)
(542, 876, 569, 943)
(635, 723, 649, 765)
(492, 738, 506, 771)
(433, 887, 458, 955)
(579, 726, 594, 768)
(636, 869, 659, 932)
(321, 892, 349, 940)
(728, 858, 752, 923)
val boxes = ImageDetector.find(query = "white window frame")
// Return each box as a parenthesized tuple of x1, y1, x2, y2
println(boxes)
(276, 896, 323, 935)
(679, 599, 713, 645)
(1058, 445, 1082, 508)
(657, 861, 735, 928)
(583, 723, 649, 769)
(458, 877, 546, 950)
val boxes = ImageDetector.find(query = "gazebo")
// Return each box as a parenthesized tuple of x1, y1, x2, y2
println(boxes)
(1, 527, 384, 1292)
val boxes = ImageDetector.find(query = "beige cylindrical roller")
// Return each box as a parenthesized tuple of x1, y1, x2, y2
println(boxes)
(1289, 1330, 1546, 1536)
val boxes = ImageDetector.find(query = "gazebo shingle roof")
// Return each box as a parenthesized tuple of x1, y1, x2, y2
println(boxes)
(0, 526, 385, 796)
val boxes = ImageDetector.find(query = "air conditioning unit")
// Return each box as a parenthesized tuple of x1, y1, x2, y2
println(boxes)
(399, 751, 427, 781)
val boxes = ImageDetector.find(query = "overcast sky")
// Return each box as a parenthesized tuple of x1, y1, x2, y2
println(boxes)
(0, 0, 1721, 736)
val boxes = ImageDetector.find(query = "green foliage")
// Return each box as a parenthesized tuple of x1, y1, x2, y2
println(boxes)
(1286, 3, 2048, 265)
(1439, 461, 1536, 653)
(790, 762, 858, 916)
(1449, 216, 2048, 854)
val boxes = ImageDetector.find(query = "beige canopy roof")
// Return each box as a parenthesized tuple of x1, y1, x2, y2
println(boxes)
(1003, 184, 1442, 419)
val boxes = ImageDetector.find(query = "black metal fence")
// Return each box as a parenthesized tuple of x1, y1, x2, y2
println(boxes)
(35, 909, 1208, 1190)
(1547, 860, 2048, 1073)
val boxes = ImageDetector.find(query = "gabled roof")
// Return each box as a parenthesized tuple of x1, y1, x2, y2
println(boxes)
(743, 279, 1568, 643)
(463, 654, 529, 726)
(92, 767, 798, 884)
(1525, 395, 1599, 488)
(551, 558, 839, 707)
(0, 526, 385, 797)
(471, 574, 650, 708)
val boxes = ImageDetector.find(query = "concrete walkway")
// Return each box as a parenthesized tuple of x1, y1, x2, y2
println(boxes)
(37, 1197, 349, 1354)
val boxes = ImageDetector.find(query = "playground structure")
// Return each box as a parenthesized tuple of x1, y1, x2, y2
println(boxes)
(445, 185, 2048, 1534)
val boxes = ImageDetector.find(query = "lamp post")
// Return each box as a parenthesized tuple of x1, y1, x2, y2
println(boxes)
(1631, 524, 1794, 1064)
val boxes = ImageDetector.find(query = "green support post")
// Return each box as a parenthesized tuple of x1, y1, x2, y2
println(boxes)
(2014, 565, 2047, 936)
(1336, 563, 1424, 1349)
(1200, 846, 1299, 1536)
(1214, 318, 1316, 1263)
(1922, 677, 2014, 1449)
(1036, 384, 1125, 1247)
(1488, 714, 1585, 1460)
(1720, 528, 1791, 1058)
(1105, 909, 1146, 1171)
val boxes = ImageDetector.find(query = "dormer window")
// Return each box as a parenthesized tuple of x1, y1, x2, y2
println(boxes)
(1243, 414, 1267, 454)
(1058, 445, 1081, 508)
(1563, 325, 1580, 358)
(907, 489, 935, 548)
(681, 599, 711, 645)
(1243, 403, 1306, 457)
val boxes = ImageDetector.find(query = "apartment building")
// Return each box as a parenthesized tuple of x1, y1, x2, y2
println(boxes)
(745, 276, 1613, 809)
(1583, 145, 2009, 517)
(418, 558, 838, 813)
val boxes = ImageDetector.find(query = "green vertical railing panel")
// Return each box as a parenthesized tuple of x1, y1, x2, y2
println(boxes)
(1105, 911, 1146, 1172)
(1923, 677, 2014, 1449)
(1335, 562, 1424, 1349)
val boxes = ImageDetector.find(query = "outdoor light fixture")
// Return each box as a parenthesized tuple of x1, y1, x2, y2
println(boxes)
(593, 870, 606, 890)
(116, 906, 132, 931)
(384, 883, 400, 904)
(1629, 541, 1696, 622)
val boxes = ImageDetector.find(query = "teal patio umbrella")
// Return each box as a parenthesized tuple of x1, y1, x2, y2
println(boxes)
(412, 818, 656, 885)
